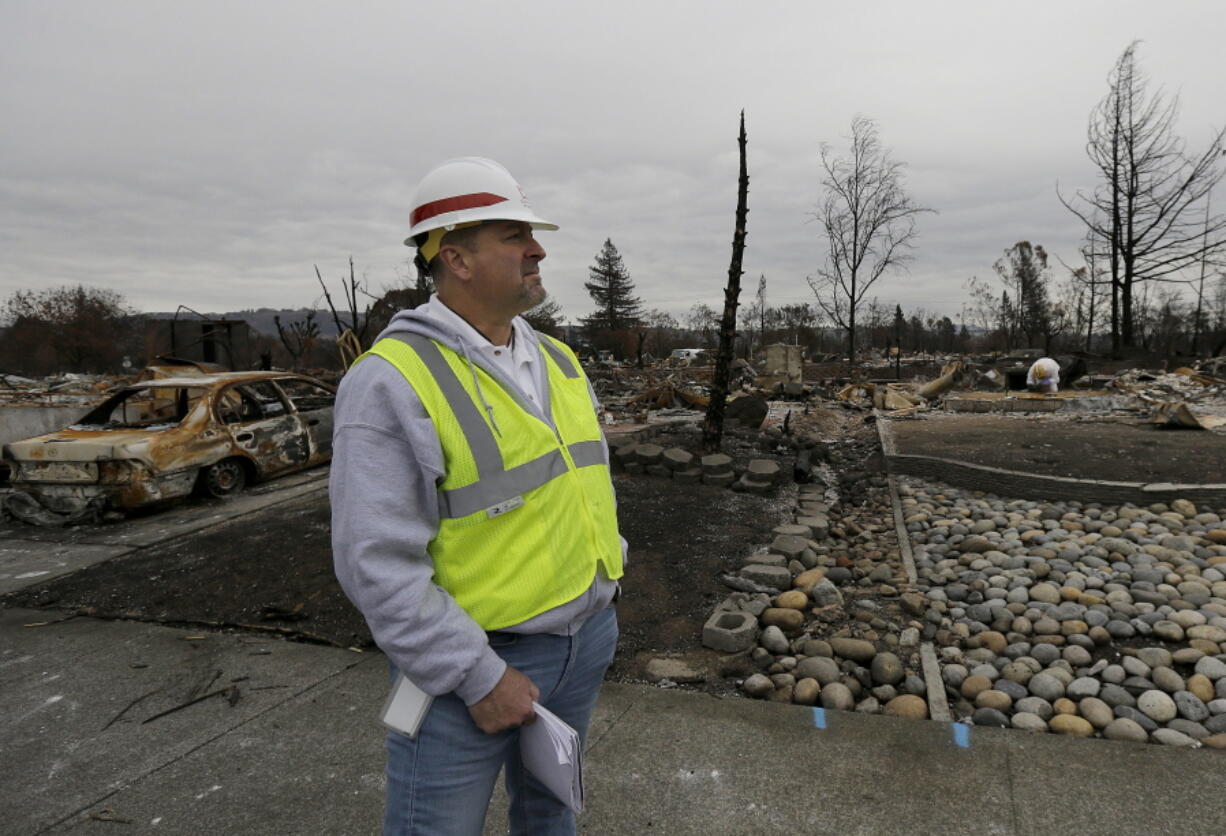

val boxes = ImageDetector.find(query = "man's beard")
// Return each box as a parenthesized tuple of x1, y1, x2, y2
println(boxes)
(519, 281, 547, 311)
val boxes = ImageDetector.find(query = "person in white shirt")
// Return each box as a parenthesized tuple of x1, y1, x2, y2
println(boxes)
(1026, 357, 1060, 393)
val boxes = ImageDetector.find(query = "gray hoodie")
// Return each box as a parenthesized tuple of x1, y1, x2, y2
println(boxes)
(330, 298, 622, 706)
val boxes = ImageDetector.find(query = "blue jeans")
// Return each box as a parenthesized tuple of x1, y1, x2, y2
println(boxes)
(383, 605, 618, 836)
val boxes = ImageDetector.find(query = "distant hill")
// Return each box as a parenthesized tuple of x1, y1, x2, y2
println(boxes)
(146, 309, 346, 338)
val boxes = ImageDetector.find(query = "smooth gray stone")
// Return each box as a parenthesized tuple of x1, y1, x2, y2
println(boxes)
(1028, 673, 1065, 701)
(870, 652, 904, 686)
(760, 625, 789, 654)
(1099, 684, 1136, 708)
(1152, 728, 1199, 747)
(995, 679, 1028, 701)
(1113, 705, 1158, 731)
(1067, 677, 1101, 699)
(1103, 717, 1149, 743)
(1152, 667, 1185, 694)
(1132, 589, 1170, 606)
(1030, 644, 1061, 665)
(795, 656, 841, 685)
(1166, 718, 1210, 739)
(971, 708, 1010, 727)
(1063, 646, 1092, 666)
(1122, 676, 1157, 696)
(825, 567, 853, 584)
(1136, 647, 1173, 668)
(942, 664, 968, 688)
(1174, 691, 1210, 722)
(1084, 610, 1109, 627)
(1015, 696, 1053, 720)
(1195, 656, 1226, 680)
(809, 579, 844, 608)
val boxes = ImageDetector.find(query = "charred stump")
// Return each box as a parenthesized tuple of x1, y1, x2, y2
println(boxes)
(702, 112, 749, 453)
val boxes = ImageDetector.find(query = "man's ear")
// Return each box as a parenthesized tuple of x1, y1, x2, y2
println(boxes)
(437, 244, 474, 281)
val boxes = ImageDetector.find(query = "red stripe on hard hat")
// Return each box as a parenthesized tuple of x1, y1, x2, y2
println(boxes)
(410, 192, 508, 226)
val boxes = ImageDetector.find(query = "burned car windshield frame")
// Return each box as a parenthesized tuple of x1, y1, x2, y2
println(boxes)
(76, 386, 210, 430)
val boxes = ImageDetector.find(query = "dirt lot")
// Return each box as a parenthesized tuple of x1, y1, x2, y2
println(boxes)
(888, 412, 1226, 483)
(2, 423, 810, 693)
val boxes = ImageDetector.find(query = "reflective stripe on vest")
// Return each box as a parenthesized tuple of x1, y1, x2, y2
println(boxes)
(392, 333, 606, 518)
(359, 330, 623, 630)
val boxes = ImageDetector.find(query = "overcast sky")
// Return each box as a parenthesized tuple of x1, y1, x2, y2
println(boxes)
(2, 1, 1223, 327)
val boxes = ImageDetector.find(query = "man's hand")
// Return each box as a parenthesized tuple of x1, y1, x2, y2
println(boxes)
(468, 666, 539, 733)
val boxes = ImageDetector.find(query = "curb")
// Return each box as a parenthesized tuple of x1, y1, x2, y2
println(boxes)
(876, 414, 1226, 506)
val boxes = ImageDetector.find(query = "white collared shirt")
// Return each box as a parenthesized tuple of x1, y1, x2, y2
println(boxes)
(420, 296, 545, 408)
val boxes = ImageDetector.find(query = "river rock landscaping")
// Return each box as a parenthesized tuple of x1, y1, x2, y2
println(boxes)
(705, 409, 1226, 750)
(904, 479, 1226, 748)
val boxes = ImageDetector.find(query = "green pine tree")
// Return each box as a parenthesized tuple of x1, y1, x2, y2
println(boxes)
(582, 239, 643, 334)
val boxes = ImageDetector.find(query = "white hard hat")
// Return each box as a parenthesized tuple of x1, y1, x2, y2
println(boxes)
(404, 157, 557, 248)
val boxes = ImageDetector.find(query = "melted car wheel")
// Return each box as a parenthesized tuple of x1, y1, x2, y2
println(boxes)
(200, 458, 248, 498)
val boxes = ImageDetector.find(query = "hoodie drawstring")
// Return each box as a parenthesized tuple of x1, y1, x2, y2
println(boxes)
(458, 341, 502, 437)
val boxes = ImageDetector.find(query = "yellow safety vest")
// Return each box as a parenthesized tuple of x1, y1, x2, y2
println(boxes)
(362, 332, 623, 630)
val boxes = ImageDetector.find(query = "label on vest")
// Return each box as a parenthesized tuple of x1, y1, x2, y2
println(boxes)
(486, 495, 525, 519)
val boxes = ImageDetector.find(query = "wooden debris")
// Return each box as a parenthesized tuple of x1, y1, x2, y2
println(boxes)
(1151, 401, 1226, 430)
(917, 361, 965, 400)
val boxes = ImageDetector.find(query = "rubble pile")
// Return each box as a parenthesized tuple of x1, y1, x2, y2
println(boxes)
(0, 372, 122, 405)
(1111, 367, 1226, 403)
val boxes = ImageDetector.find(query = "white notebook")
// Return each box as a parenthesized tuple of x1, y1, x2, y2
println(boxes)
(521, 702, 584, 814)
(380, 673, 434, 738)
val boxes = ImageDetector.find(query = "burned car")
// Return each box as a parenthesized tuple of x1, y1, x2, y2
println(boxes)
(1, 371, 336, 524)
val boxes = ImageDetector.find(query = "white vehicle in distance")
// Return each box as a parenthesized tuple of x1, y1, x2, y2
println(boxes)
(668, 348, 709, 365)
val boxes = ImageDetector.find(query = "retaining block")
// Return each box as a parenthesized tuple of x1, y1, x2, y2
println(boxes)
(702, 610, 759, 653)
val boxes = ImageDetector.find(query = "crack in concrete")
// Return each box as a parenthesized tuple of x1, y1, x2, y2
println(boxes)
(583, 697, 638, 755)
(37, 651, 376, 835)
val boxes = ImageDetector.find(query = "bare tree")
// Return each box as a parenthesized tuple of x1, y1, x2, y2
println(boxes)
(807, 116, 932, 366)
(685, 302, 719, 348)
(1059, 42, 1226, 352)
(738, 274, 767, 360)
(274, 311, 320, 368)
(316, 257, 375, 351)
(640, 309, 681, 359)
(1192, 189, 1215, 355)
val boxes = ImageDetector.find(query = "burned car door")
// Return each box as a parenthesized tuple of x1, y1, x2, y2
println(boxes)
(274, 377, 336, 463)
(216, 381, 309, 475)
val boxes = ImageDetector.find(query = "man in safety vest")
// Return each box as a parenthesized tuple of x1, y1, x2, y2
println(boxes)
(331, 157, 625, 835)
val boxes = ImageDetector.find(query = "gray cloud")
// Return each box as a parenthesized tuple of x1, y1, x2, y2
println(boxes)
(2, 1, 1222, 325)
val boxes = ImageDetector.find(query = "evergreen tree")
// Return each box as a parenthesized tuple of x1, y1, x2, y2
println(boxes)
(994, 242, 1052, 349)
(583, 239, 643, 334)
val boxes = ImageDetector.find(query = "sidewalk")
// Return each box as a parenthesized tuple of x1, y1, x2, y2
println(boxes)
(4, 605, 1222, 836)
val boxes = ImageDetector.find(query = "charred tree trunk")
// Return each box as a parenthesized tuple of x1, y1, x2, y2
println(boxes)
(703, 112, 749, 453)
